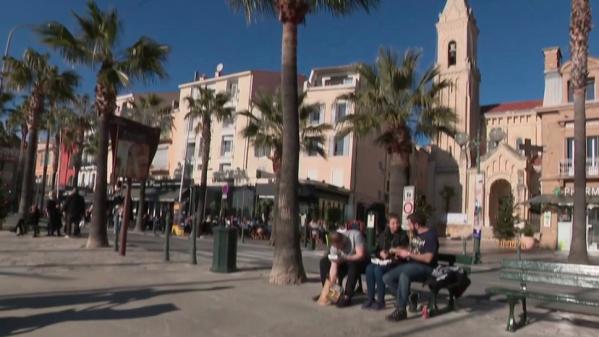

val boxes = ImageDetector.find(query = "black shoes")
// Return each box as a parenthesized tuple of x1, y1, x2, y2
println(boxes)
(386, 309, 407, 322)
(336, 295, 352, 308)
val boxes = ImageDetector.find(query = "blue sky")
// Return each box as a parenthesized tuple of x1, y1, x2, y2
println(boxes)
(1, 0, 598, 105)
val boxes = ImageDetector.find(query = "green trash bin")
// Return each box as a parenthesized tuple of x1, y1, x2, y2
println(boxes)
(211, 226, 237, 273)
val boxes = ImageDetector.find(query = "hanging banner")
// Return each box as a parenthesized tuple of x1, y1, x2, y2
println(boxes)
(110, 115, 161, 182)
(473, 173, 485, 238)
(402, 185, 415, 230)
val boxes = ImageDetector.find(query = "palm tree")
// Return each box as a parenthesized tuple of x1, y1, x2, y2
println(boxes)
(3, 49, 79, 220)
(185, 87, 234, 264)
(240, 91, 331, 244)
(6, 100, 29, 207)
(55, 95, 92, 191)
(37, 0, 169, 248)
(569, 0, 592, 264)
(122, 93, 174, 232)
(0, 93, 13, 114)
(39, 74, 79, 207)
(337, 48, 456, 216)
(227, 0, 379, 285)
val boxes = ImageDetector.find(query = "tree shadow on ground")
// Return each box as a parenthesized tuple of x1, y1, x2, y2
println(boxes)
(0, 285, 233, 336)
(0, 271, 72, 281)
(0, 285, 232, 311)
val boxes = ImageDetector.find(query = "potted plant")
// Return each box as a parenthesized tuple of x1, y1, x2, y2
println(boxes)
(519, 223, 535, 250)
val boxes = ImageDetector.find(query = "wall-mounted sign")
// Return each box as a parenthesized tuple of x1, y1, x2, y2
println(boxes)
(402, 186, 415, 230)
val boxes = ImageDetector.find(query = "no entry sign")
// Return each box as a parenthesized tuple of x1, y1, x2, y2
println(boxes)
(402, 186, 415, 229)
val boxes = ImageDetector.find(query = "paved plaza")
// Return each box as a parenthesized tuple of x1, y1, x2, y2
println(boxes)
(0, 231, 598, 337)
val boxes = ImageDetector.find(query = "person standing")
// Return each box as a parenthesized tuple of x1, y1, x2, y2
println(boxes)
(64, 188, 86, 237)
(383, 211, 439, 322)
(45, 193, 62, 236)
(28, 205, 42, 238)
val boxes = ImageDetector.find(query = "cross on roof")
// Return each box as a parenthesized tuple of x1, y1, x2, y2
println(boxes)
(518, 138, 543, 158)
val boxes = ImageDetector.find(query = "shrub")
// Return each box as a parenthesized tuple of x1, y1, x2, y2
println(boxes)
(493, 195, 516, 240)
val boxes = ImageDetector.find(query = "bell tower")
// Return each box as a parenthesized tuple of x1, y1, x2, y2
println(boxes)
(432, 0, 481, 216)
(436, 0, 481, 160)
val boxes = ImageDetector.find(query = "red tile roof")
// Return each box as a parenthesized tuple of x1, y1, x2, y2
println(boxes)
(481, 100, 543, 114)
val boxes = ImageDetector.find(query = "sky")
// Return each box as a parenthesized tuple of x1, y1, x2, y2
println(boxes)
(1, 0, 599, 106)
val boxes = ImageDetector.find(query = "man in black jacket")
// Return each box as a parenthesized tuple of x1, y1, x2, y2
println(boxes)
(64, 188, 86, 237)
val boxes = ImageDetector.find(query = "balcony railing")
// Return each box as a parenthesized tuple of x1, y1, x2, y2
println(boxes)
(559, 158, 599, 176)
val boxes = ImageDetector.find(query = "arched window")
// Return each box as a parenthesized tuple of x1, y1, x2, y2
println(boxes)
(448, 41, 457, 66)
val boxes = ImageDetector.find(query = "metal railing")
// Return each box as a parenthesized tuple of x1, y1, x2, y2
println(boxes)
(559, 158, 599, 176)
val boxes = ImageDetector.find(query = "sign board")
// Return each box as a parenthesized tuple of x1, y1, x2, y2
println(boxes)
(367, 213, 376, 229)
(473, 173, 485, 238)
(110, 115, 161, 182)
(543, 211, 552, 228)
(402, 186, 415, 229)
(446, 213, 468, 226)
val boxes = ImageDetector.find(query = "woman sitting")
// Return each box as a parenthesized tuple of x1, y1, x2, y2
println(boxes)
(362, 213, 409, 310)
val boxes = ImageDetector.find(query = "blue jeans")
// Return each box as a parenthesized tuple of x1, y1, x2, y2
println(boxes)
(365, 264, 390, 303)
(382, 263, 433, 309)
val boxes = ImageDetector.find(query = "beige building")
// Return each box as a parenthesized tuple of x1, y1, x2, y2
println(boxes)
(172, 66, 387, 218)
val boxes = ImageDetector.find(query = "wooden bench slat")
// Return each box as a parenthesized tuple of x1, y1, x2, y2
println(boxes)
(502, 259, 599, 277)
(486, 287, 599, 308)
(500, 271, 599, 289)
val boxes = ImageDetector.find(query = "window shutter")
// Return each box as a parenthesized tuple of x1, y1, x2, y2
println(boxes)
(331, 102, 337, 124)
(343, 136, 350, 156)
(319, 104, 325, 124)
(329, 136, 335, 157)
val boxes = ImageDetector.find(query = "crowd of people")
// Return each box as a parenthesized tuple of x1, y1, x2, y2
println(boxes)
(14, 188, 87, 238)
(316, 211, 441, 322)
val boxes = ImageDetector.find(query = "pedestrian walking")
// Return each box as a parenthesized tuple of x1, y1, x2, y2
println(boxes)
(64, 188, 86, 237)
(46, 193, 62, 236)
(28, 205, 42, 238)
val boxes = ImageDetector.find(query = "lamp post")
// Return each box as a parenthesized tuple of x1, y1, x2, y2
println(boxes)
(0, 24, 34, 96)
(456, 129, 484, 264)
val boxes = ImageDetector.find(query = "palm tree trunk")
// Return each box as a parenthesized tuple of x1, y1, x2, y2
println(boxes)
(135, 180, 147, 232)
(39, 128, 51, 208)
(388, 154, 410, 216)
(569, 0, 591, 264)
(13, 129, 27, 210)
(18, 96, 42, 219)
(192, 119, 211, 264)
(88, 83, 113, 248)
(270, 18, 306, 285)
(51, 132, 60, 191)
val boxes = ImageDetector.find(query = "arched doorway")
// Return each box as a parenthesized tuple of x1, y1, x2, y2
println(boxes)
(489, 179, 512, 228)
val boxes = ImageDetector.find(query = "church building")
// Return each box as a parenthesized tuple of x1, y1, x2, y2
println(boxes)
(424, 0, 598, 253)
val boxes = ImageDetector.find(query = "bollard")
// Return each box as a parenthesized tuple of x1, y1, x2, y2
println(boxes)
(241, 227, 245, 243)
(462, 237, 467, 255)
(310, 238, 316, 250)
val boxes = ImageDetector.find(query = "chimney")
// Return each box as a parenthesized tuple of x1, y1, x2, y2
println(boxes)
(542, 47, 563, 107)
(194, 71, 200, 81)
(543, 47, 562, 72)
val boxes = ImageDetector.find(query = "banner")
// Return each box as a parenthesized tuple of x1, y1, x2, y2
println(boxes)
(110, 115, 161, 182)
(473, 174, 485, 238)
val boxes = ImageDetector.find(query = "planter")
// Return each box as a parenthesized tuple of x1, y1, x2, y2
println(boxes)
(520, 235, 535, 250)
(497, 237, 535, 250)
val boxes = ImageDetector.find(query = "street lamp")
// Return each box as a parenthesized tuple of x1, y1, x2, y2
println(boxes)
(0, 24, 35, 95)
(455, 129, 484, 264)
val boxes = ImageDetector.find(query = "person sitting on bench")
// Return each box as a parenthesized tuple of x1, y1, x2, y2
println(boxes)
(318, 228, 367, 307)
(362, 213, 409, 310)
(383, 211, 438, 322)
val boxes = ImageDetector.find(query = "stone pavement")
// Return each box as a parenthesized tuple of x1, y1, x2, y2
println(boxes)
(0, 231, 598, 337)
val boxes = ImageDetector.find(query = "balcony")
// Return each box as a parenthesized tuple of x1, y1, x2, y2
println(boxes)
(559, 158, 599, 177)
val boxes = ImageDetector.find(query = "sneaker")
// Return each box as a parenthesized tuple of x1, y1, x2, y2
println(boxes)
(386, 309, 407, 322)
(336, 296, 352, 308)
(361, 300, 374, 310)
(371, 301, 385, 311)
